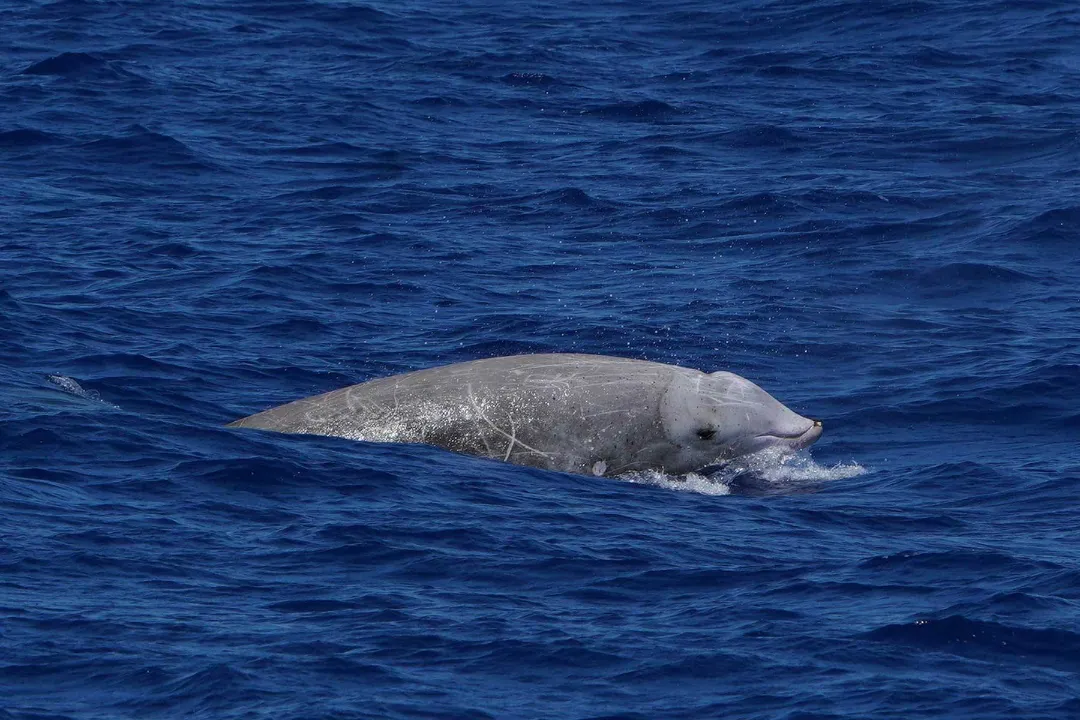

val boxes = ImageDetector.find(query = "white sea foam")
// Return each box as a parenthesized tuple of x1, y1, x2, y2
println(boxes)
(622, 469, 734, 496)
(621, 448, 866, 495)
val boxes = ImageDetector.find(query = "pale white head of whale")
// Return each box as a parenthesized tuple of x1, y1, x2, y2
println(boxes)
(660, 370, 823, 472)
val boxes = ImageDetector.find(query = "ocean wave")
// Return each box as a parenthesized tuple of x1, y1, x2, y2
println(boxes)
(862, 615, 1080, 672)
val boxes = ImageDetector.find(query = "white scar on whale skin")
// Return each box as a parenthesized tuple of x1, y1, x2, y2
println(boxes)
(464, 383, 554, 463)
(227, 353, 823, 478)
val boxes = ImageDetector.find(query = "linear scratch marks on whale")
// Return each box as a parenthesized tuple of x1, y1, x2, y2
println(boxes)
(466, 382, 553, 462)
(581, 407, 632, 419)
(502, 416, 519, 462)
(525, 373, 572, 393)
(348, 384, 388, 417)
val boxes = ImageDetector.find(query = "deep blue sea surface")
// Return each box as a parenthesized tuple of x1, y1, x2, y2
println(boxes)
(2, 1, 1079, 717)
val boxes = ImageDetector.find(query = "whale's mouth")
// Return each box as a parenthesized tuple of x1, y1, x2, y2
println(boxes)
(754, 419, 823, 450)
(698, 420, 824, 475)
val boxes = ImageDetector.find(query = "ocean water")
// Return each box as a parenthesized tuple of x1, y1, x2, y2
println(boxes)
(2, 0, 1079, 717)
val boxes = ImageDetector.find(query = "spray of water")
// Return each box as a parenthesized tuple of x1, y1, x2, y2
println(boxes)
(621, 448, 865, 496)
(622, 469, 734, 495)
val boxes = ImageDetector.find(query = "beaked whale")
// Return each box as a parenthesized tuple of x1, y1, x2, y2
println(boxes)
(227, 354, 823, 477)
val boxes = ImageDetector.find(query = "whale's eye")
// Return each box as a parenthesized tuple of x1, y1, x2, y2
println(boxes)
(696, 428, 716, 441)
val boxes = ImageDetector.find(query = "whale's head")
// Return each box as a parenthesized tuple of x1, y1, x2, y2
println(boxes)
(661, 369, 822, 472)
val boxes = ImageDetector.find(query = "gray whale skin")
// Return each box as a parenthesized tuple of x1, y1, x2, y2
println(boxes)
(227, 353, 823, 477)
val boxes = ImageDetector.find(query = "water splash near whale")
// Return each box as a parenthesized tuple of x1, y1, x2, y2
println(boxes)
(622, 448, 866, 496)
